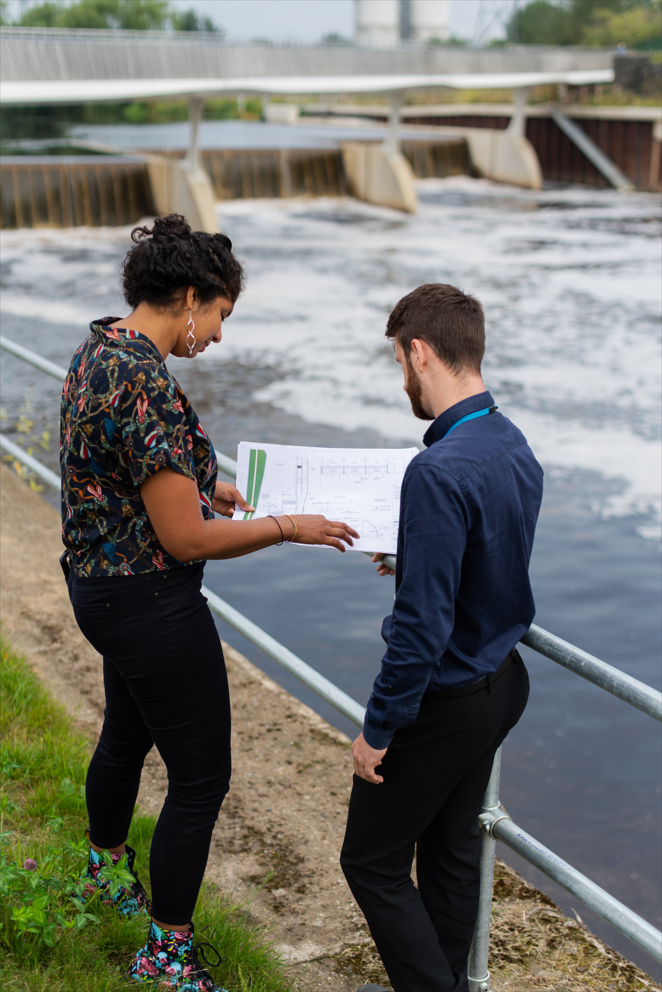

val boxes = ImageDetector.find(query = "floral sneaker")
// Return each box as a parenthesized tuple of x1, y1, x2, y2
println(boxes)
(128, 920, 226, 991)
(83, 841, 149, 917)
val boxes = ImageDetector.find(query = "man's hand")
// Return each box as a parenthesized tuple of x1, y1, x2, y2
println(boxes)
(212, 482, 254, 518)
(352, 733, 387, 784)
(372, 553, 396, 577)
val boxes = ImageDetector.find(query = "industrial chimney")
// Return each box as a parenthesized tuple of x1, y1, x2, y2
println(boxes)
(355, 0, 450, 46)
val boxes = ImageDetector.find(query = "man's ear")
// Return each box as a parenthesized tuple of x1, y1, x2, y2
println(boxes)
(409, 338, 428, 371)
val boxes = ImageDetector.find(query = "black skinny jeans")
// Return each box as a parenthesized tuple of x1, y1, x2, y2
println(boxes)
(341, 652, 529, 992)
(69, 562, 231, 924)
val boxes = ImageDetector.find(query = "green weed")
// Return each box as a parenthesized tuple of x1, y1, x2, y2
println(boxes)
(0, 639, 293, 991)
(1, 389, 52, 492)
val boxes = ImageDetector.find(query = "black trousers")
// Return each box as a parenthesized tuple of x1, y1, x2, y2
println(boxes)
(69, 562, 231, 924)
(340, 652, 529, 992)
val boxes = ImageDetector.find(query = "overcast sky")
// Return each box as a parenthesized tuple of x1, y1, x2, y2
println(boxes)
(8, 1, 517, 44)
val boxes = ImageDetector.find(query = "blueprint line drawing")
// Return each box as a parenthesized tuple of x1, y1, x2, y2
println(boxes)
(234, 442, 419, 554)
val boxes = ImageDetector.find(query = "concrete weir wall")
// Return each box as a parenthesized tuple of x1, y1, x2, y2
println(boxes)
(341, 143, 418, 212)
(447, 128, 542, 190)
(0, 156, 155, 229)
(0, 141, 471, 229)
(145, 157, 217, 233)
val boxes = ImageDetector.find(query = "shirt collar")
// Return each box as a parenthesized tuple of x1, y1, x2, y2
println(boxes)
(90, 318, 164, 364)
(423, 390, 495, 448)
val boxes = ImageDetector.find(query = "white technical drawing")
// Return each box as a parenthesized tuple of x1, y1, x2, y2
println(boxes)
(233, 442, 419, 554)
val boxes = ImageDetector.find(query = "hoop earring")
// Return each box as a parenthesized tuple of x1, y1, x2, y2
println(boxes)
(186, 309, 196, 355)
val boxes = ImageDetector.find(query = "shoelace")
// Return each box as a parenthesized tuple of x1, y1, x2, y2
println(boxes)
(188, 937, 223, 989)
(192, 941, 221, 969)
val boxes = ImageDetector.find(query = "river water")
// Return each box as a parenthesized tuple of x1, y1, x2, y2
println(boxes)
(1, 175, 660, 975)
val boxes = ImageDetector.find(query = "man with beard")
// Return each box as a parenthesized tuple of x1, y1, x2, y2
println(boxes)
(341, 284, 543, 992)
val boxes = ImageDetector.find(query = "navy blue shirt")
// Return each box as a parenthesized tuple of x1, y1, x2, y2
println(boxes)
(363, 391, 543, 750)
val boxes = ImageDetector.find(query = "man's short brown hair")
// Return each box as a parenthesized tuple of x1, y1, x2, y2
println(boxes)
(386, 283, 485, 375)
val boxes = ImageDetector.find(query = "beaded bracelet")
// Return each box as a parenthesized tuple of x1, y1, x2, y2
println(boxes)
(267, 515, 285, 546)
(285, 514, 298, 541)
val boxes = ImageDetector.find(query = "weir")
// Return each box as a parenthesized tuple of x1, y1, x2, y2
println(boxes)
(0, 155, 155, 229)
(0, 138, 470, 229)
(1, 102, 656, 229)
(1, 334, 660, 985)
(203, 147, 349, 200)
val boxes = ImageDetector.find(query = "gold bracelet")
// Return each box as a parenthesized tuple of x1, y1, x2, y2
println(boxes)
(285, 514, 297, 541)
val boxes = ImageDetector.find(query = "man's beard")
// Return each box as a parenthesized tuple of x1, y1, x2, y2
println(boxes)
(404, 357, 434, 421)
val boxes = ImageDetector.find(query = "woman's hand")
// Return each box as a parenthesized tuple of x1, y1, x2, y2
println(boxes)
(213, 482, 254, 518)
(288, 515, 359, 553)
(140, 469, 359, 562)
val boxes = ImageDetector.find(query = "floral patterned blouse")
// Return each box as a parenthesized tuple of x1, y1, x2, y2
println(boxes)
(60, 319, 217, 578)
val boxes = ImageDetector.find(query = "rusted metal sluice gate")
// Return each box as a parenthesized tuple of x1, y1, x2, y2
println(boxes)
(0, 139, 469, 229)
(376, 109, 662, 191)
(0, 335, 661, 990)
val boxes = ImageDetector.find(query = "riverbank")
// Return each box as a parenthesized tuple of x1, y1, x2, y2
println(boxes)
(0, 461, 658, 992)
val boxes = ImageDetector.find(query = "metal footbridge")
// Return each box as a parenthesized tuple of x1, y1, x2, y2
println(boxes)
(1, 333, 660, 989)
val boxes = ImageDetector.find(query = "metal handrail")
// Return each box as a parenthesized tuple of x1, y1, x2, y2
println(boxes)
(485, 804, 662, 961)
(0, 334, 69, 380)
(2, 334, 661, 975)
(467, 750, 662, 990)
(522, 625, 661, 722)
(7, 332, 654, 719)
(0, 432, 61, 490)
(202, 586, 365, 727)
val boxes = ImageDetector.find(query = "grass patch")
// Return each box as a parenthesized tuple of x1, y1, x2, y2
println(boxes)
(0, 638, 293, 991)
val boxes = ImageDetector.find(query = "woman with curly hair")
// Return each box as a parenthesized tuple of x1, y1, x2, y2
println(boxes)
(60, 214, 358, 991)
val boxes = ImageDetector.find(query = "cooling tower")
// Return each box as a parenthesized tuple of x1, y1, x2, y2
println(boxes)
(354, 0, 400, 47)
(407, 0, 450, 43)
(355, 0, 450, 46)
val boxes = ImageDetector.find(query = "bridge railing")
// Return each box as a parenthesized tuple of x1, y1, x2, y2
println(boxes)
(1, 334, 660, 988)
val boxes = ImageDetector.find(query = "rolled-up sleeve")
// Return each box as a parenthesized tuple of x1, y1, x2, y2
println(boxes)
(118, 365, 196, 489)
(363, 462, 469, 749)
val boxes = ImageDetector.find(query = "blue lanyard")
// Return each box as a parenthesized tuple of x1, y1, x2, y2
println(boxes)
(443, 405, 497, 439)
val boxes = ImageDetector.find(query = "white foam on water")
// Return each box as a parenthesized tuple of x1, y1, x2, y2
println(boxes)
(1, 295, 93, 327)
(212, 182, 661, 539)
(1, 225, 133, 329)
(1, 180, 660, 539)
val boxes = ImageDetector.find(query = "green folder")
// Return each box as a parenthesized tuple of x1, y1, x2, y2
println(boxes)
(243, 448, 267, 520)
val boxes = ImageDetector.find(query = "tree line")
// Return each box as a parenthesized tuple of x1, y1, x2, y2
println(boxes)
(0, 0, 220, 33)
(506, 0, 661, 49)
(2, 0, 660, 51)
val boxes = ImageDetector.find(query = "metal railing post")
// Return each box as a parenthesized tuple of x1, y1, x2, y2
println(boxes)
(467, 746, 502, 992)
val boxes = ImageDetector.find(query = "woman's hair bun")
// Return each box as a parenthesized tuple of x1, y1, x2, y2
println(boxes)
(212, 232, 233, 253)
(131, 214, 192, 244)
(123, 212, 244, 311)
